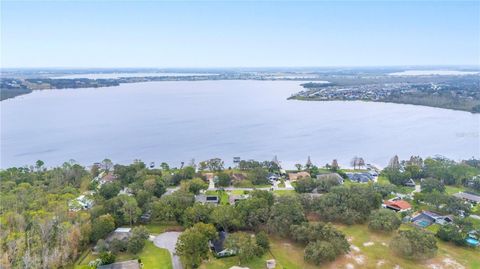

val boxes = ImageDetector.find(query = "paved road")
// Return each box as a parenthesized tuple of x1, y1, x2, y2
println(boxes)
(153, 232, 183, 269)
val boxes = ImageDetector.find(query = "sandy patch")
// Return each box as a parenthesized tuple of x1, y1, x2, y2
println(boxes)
(428, 258, 465, 269)
(350, 245, 360, 252)
(363, 241, 374, 247)
(381, 242, 388, 247)
(394, 265, 402, 269)
(376, 260, 385, 267)
(345, 263, 355, 269)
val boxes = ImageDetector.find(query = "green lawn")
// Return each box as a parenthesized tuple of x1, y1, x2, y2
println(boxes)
(445, 185, 466, 195)
(74, 241, 172, 269)
(228, 189, 247, 195)
(273, 189, 296, 196)
(200, 252, 275, 269)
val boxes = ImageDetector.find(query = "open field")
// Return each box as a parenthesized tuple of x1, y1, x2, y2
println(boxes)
(200, 224, 480, 269)
(73, 241, 172, 269)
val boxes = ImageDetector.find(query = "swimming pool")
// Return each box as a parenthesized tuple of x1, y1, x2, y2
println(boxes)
(466, 237, 479, 247)
(414, 219, 431, 228)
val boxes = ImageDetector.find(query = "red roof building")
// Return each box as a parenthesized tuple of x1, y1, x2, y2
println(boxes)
(383, 200, 412, 212)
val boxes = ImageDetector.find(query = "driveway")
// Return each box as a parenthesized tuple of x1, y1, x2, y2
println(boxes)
(153, 232, 183, 269)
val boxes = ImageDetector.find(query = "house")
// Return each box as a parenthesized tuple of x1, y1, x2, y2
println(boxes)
(316, 173, 344, 185)
(195, 194, 219, 204)
(404, 178, 416, 187)
(69, 194, 94, 211)
(453, 192, 480, 205)
(346, 172, 373, 183)
(98, 260, 141, 269)
(100, 172, 117, 185)
(210, 231, 235, 257)
(229, 194, 249, 205)
(383, 199, 412, 212)
(106, 228, 132, 243)
(267, 173, 280, 182)
(288, 171, 311, 181)
(411, 211, 453, 228)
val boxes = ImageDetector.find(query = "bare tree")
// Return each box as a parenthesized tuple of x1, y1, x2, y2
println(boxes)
(388, 155, 401, 170)
(351, 156, 359, 170)
(358, 157, 365, 169)
(305, 156, 313, 169)
(331, 159, 339, 170)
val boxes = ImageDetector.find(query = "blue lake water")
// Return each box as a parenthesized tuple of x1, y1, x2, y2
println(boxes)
(1, 80, 479, 168)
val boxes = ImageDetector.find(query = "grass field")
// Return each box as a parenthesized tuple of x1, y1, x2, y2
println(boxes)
(201, 224, 480, 269)
(73, 241, 172, 269)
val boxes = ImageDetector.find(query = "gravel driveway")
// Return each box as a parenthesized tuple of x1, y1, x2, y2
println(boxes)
(153, 232, 183, 269)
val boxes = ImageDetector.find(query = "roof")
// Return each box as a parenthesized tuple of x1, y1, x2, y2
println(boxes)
(98, 260, 140, 269)
(384, 200, 412, 210)
(195, 194, 219, 204)
(211, 231, 227, 253)
(453, 192, 480, 203)
(288, 171, 310, 181)
(316, 173, 343, 183)
(114, 227, 131, 233)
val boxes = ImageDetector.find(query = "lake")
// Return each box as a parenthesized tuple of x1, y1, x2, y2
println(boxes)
(1, 80, 479, 169)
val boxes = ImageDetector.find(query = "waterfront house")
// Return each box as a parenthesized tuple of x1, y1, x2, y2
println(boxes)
(453, 192, 480, 205)
(347, 172, 373, 183)
(288, 171, 311, 181)
(316, 173, 344, 185)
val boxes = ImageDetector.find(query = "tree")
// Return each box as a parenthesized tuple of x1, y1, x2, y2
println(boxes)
(186, 178, 208, 194)
(290, 222, 349, 265)
(295, 163, 303, 171)
(305, 156, 313, 169)
(160, 162, 170, 171)
(255, 231, 270, 252)
(99, 182, 121, 199)
(368, 209, 401, 232)
(331, 159, 339, 171)
(388, 155, 401, 170)
(101, 158, 114, 172)
(206, 158, 224, 171)
(304, 241, 337, 265)
(390, 229, 437, 260)
(225, 232, 260, 264)
(211, 205, 241, 232)
(127, 226, 149, 254)
(358, 157, 365, 169)
(151, 191, 194, 223)
(316, 185, 382, 224)
(351, 156, 359, 170)
(99, 251, 115, 265)
(120, 195, 141, 226)
(175, 223, 217, 268)
(268, 196, 305, 236)
(91, 214, 115, 242)
(182, 203, 214, 227)
(35, 160, 45, 171)
(216, 172, 231, 187)
(236, 196, 270, 230)
(421, 178, 445, 193)
(249, 168, 269, 185)
(436, 224, 466, 246)
(110, 239, 127, 253)
(294, 177, 316, 193)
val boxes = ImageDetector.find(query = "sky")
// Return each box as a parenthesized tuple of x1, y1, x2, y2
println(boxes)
(1, 1, 479, 68)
